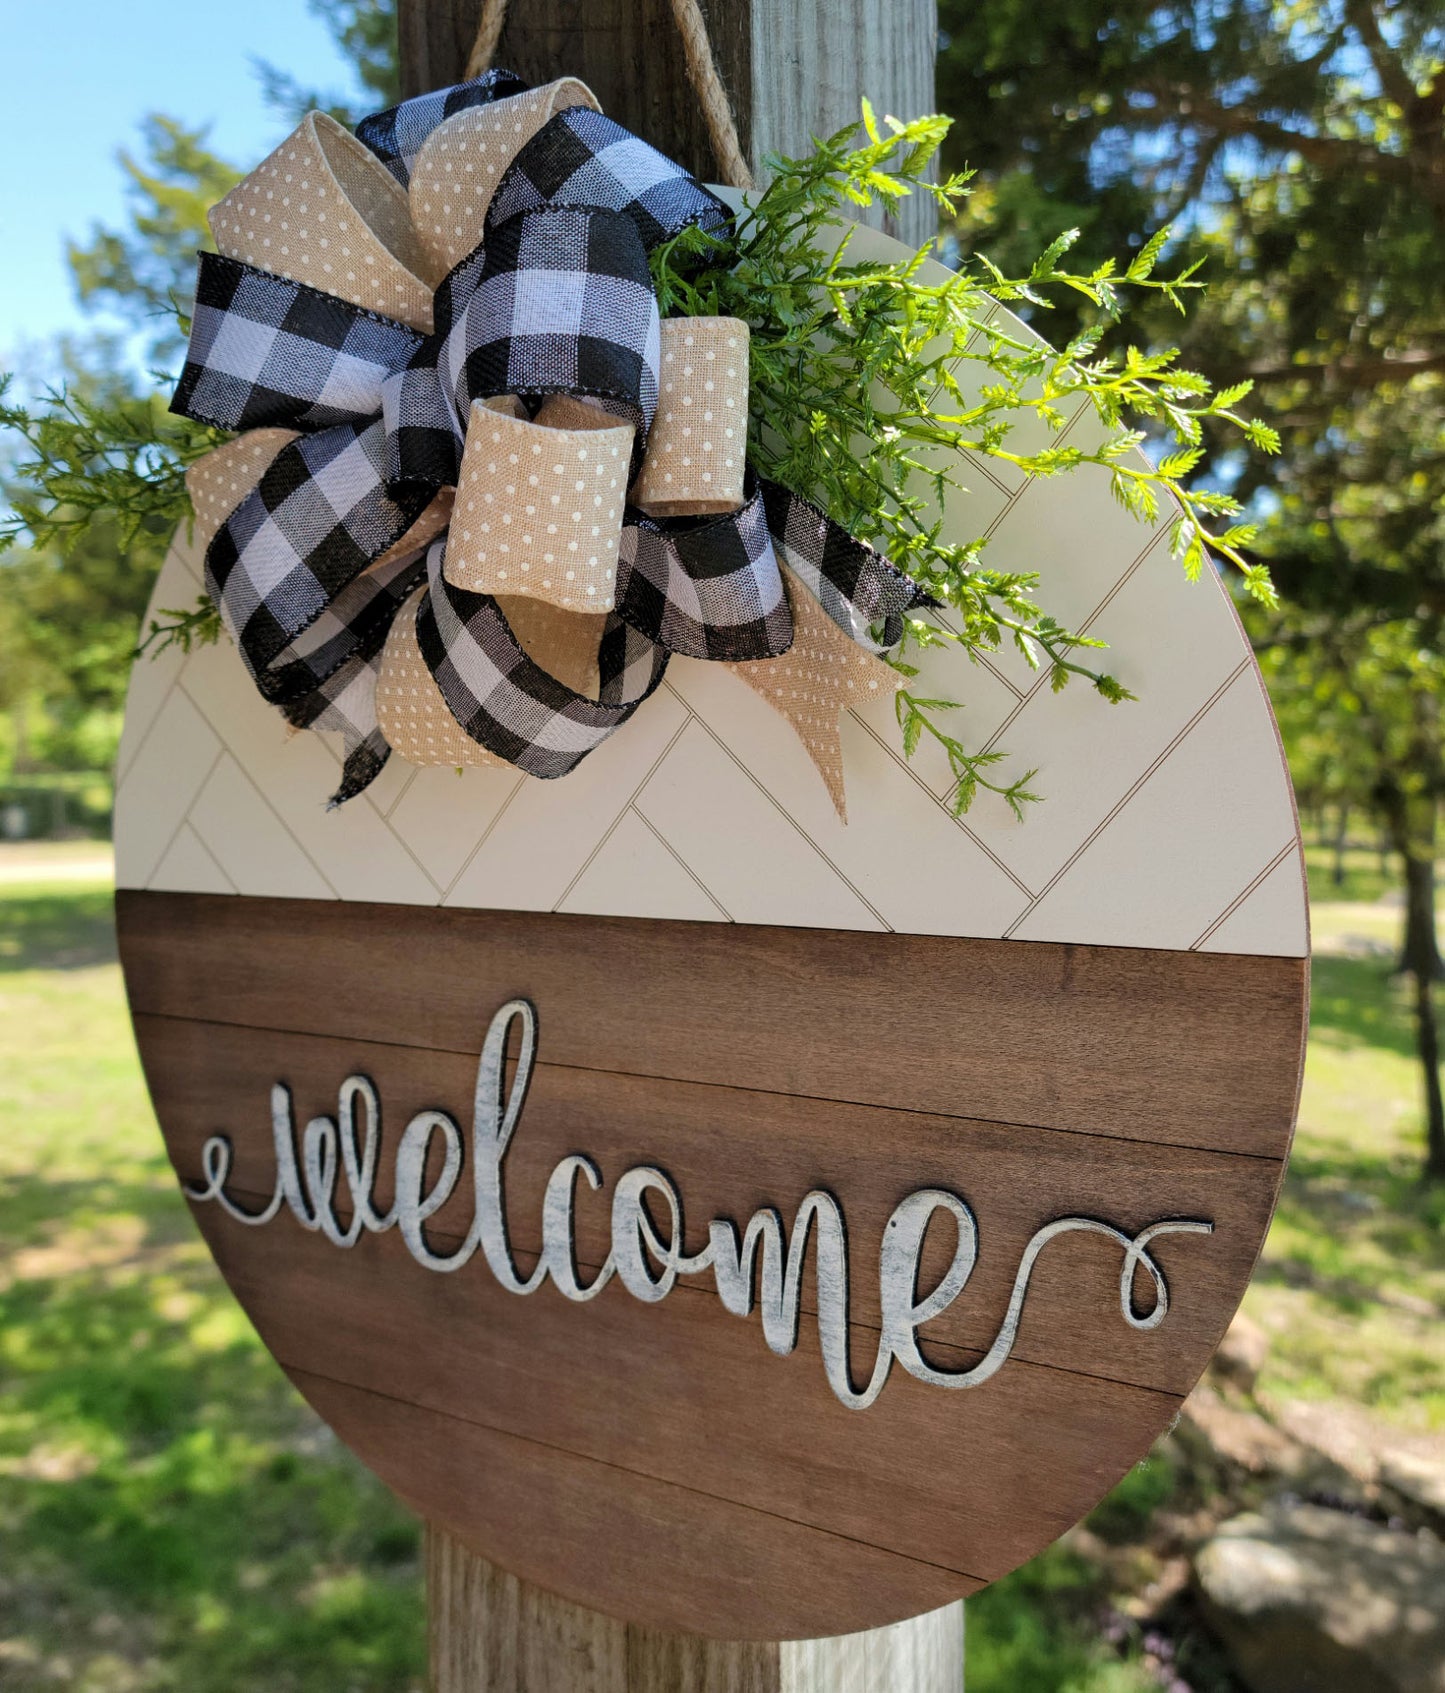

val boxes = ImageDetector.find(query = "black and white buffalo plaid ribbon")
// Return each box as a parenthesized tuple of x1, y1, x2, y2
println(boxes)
(172, 73, 933, 805)
(355, 69, 529, 186)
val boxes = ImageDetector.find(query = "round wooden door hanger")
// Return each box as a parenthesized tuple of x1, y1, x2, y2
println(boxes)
(117, 229, 1307, 1642)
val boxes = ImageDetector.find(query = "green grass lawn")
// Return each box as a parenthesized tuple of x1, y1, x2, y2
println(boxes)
(0, 880, 425, 1692)
(1, 860, 1440, 1690)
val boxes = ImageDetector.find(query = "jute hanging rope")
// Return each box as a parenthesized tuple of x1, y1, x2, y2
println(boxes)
(464, 0, 756, 189)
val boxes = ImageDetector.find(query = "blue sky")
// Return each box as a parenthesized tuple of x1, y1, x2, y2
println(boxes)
(1, 2, 365, 362)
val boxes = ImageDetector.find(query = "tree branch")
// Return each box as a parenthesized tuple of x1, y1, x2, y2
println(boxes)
(1343, 0, 1418, 116)
(1179, 90, 1413, 181)
(1245, 348, 1445, 386)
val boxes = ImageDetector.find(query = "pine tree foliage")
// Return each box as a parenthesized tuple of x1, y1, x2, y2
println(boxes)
(937, 0, 1445, 1174)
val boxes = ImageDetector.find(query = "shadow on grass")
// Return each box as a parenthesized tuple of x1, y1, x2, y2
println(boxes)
(1308, 953, 1419, 1062)
(0, 1190, 426, 1691)
(0, 887, 117, 973)
(1246, 948, 1445, 1321)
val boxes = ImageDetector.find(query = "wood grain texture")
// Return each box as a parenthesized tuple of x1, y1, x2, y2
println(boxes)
(201, 1204, 1180, 1583)
(427, 1528, 964, 1691)
(398, 0, 937, 243)
(401, 0, 751, 180)
(778, 1597, 963, 1693)
(135, 1016, 1282, 1394)
(300, 1368, 976, 1638)
(117, 891, 1308, 1157)
(117, 889, 1305, 1636)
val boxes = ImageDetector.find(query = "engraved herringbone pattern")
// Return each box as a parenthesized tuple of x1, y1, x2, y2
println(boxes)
(114, 297, 1307, 957)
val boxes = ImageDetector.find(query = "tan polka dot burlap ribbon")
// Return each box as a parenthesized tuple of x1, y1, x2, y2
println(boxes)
(169, 71, 931, 819)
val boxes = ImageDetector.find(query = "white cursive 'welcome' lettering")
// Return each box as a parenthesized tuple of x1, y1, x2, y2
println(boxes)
(187, 999, 1213, 1410)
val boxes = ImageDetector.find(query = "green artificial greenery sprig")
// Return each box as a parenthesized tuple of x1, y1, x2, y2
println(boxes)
(2, 104, 1279, 816)
(653, 105, 1280, 814)
(0, 377, 226, 655)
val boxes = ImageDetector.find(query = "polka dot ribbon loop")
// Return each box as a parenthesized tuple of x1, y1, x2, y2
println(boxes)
(171, 72, 935, 817)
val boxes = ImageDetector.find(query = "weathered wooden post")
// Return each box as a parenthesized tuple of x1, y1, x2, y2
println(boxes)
(399, 8, 958, 1684)
(398, 0, 939, 244)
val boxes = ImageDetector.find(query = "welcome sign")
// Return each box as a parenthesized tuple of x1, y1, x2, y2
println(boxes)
(114, 231, 1307, 1641)
(182, 993, 1214, 1411)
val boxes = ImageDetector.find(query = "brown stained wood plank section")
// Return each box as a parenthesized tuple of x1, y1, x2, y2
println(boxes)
(134, 1014, 1281, 1395)
(118, 890, 1302, 1634)
(117, 890, 1308, 1157)
(194, 1203, 1179, 1592)
(296, 1365, 978, 1640)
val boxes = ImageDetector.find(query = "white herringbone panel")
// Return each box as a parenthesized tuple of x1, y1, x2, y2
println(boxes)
(114, 250, 1308, 959)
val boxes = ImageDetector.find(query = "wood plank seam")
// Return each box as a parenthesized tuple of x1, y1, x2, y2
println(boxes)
(842, 709, 1040, 900)
(283, 1363, 1001, 1587)
(976, 521, 1187, 762)
(128, 1002, 1298, 1164)
(176, 679, 352, 903)
(138, 742, 226, 892)
(439, 769, 528, 902)
(651, 687, 896, 929)
(177, 1164, 1208, 1399)
(552, 712, 700, 913)
(629, 803, 736, 920)
(117, 665, 182, 788)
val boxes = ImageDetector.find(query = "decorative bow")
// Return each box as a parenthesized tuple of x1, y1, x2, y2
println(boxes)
(171, 71, 932, 816)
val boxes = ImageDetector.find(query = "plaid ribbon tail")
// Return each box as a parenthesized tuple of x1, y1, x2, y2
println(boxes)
(202, 420, 433, 800)
(414, 539, 671, 778)
(759, 479, 937, 653)
(616, 480, 793, 659)
(280, 654, 394, 811)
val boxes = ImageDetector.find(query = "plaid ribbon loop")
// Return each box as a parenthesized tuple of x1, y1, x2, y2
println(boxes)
(487, 106, 733, 254)
(355, 70, 530, 187)
(171, 72, 935, 810)
(445, 205, 661, 442)
(174, 253, 427, 437)
(417, 536, 671, 779)
(205, 420, 432, 701)
(617, 478, 792, 661)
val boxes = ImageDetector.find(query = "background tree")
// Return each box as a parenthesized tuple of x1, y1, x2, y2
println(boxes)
(0, 2, 400, 784)
(938, 0, 1445, 1179)
(255, 0, 400, 127)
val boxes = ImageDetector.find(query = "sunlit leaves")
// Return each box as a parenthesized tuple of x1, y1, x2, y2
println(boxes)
(655, 108, 1276, 809)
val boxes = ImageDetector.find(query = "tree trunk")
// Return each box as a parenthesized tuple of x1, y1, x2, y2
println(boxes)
(1414, 963, 1445, 1183)
(1380, 781, 1445, 1180)
(13, 700, 30, 772)
(1399, 849, 1445, 984)
(398, 0, 940, 246)
(1331, 801, 1349, 889)
(397, 0, 961, 1676)
(1401, 843, 1445, 1181)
